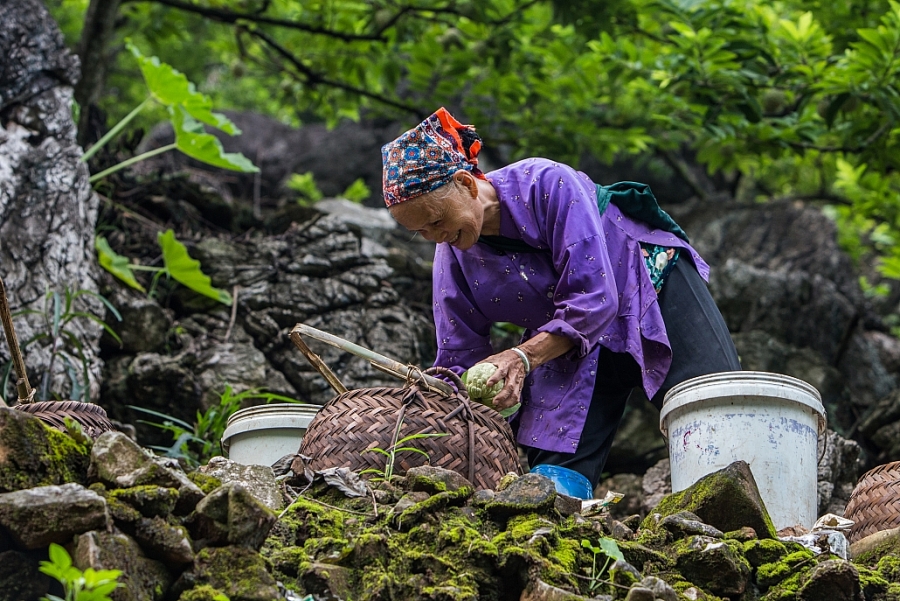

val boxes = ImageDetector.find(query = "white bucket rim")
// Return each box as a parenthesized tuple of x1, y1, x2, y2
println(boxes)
(225, 402, 321, 428)
(221, 403, 322, 451)
(659, 371, 826, 438)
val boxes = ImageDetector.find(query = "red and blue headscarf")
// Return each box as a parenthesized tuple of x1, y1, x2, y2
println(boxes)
(382, 107, 486, 207)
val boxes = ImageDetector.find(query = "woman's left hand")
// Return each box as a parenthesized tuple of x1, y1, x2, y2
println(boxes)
(478, 348, 530, 410)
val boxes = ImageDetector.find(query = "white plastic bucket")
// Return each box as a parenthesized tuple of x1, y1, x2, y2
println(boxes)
(659, 371, 826, 531)
(221, 403, 321, 467)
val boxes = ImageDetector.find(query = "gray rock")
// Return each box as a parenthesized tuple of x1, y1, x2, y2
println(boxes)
(641, 458, 671, 515)
(638, 576, 678, 601)
(298, 562, 353, 601)
(0, 550, 51, 601)
(816, 429, 863, 516)
(0, 483, 109, 549)
(0, 408, 91, 493)
(392, 491, 430, 515)
(674, 536, 751, 595)
(109, 486, 179, 519)
(660, 511, 724, 539)
(199, 456, 284, 511)
(642, 460, 776, 539)
(623, 587, 654, 601)
(101, 290, 172, 353)
(484, 473, 557, 518)
(189, 482, 276, 550)
(89, 431, 205, 513)
(0, 0, 103, 400)
(521, 578, 602, 600)
(798, 559, 862, 601)
(171, 545, 279, 601)
(405, 465, 474, 494)
(595, 473, 645, 520)
(133, 516, 194, 567)
(74, 530, 172, 601)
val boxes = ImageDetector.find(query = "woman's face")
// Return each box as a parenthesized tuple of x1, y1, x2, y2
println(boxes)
(389, 174, 483, 250)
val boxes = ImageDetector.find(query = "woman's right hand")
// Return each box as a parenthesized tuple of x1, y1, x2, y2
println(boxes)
(478, 348, 531, 410)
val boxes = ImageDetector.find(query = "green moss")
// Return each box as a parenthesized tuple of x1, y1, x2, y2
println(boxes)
(187, 472, 223, 495)
(877, 555, 900, 583)
(854, 535, 900, 567)
(277, 496, 346, 545)
(617, 540, 674, 572)
(267, 545, 311, 580)
(743, 538, 788, 567)
(858, 564, 890, 599)
(0, 411, 91, 492)
(549, 538, 580, 572)
(178, 584, 228, 601)
(757, 550, 815, 590)
(761, 570, 804, 601)
(109, 485, 179, 517)
(642, 467, 777, 539)
(189, 546, 279, 598)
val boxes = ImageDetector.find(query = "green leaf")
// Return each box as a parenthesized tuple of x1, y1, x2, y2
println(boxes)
(171, 107, 259, 173)
(48, 543, 72, 570)
(127, 40, 240, 135)
(158, 229, 233, 305)
(95, 237, 146, 292)
(598, 537, 625, 562)
(499, 402, 521, 418)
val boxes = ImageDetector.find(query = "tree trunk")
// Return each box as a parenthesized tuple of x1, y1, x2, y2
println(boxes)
(74, 0, 123, 147)
(0, 0, 103, 403)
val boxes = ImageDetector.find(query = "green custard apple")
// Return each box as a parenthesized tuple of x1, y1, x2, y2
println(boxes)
(465, 362, 504, 404)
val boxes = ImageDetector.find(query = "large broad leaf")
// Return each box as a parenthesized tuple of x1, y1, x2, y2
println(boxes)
(598, 537, 624, 562)
(127, 41, 239, 135)
(95, 236, 146, 292)
(172, 107, 259, 173)
(158, 230, 232, 305)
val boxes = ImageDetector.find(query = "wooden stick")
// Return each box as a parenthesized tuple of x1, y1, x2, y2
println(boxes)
(0, 276, 30, 405)
(291, 323, 455, 397)
(290, 327, 348, 395)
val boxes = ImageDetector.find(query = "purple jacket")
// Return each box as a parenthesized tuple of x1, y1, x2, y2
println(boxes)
(432, 158, 709, 453)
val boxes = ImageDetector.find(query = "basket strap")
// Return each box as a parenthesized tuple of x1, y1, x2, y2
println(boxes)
(405, 369, 477, 485)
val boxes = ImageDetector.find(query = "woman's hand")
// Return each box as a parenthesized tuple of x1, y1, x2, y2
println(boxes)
(471, 332, 575, 410)
(478, 348, 531, 410)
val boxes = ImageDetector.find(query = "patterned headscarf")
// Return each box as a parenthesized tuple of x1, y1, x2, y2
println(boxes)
(382, 107, 486, 207)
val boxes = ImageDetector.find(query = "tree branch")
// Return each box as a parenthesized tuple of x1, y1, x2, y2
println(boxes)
(788, 120, 892, 153)
(657, 147, 709, 201)
(246, 28, 421, 115)
(130, 0, 386, 42)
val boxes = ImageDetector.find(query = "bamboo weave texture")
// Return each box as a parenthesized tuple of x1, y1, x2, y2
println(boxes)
(844, 460, 900, 543)
(14, 400, 115, 440)
(298, 385, 523, 490)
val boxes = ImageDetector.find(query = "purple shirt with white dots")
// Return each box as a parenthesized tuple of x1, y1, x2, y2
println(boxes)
(432, 158, 709, 454)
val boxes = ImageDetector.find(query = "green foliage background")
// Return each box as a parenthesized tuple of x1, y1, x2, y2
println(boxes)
(49, 0, 900, 281)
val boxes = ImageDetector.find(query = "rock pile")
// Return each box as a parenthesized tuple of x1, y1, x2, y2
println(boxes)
(0, 406, 898, 601)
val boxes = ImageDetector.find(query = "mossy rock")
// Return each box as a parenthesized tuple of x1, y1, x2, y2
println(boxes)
(109, 485, 179, 518)
(175, 546, 278, 601)
(187, 472, 222, 496)
(743, 538, 789, 568)
(0, 408, 91, 492)
(642, 461, 777, 539)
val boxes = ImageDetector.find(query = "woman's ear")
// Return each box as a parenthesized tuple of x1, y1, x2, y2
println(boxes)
(454, 170, 478, 198)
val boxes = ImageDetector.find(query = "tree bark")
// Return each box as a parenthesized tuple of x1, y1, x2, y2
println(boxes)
(74, 0, 123, 146)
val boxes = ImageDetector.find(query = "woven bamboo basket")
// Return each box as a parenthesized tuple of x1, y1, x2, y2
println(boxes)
(14, 400, 115, 440)
(298, 368, 523, 490)
(843, 461, 900, 543)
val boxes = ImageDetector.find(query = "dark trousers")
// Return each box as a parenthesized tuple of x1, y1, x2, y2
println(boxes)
(525, 259, 742, 488)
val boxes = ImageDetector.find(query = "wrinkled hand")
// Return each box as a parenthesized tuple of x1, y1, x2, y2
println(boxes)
(478, 348, 529, 410)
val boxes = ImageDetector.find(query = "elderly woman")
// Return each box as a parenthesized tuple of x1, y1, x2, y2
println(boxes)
(382, 108, 740, 499)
